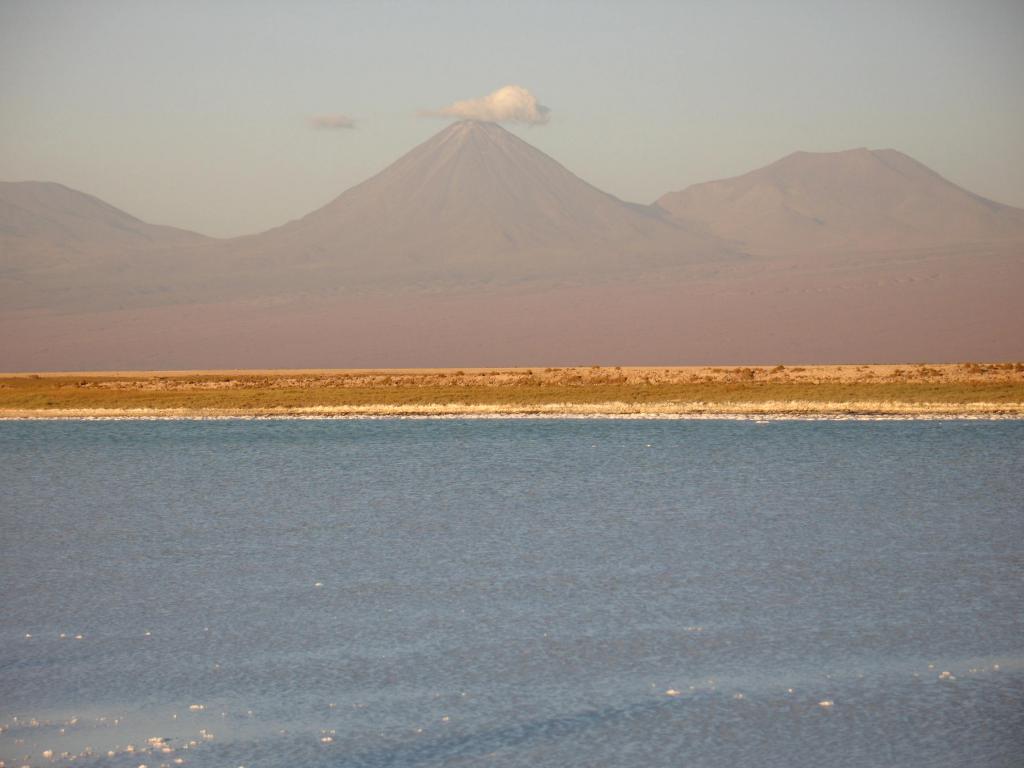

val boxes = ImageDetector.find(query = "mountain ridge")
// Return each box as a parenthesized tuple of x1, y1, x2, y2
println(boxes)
(6, 134, 1024, 264)
(3, 127, 1023, 330)
(2, 125, 1022, 369)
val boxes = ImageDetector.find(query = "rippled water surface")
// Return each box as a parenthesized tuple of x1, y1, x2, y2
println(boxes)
(2, 419, 1023, 767)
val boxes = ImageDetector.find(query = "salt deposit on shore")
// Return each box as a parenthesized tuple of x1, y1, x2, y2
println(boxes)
(2, 400, 1022, 421)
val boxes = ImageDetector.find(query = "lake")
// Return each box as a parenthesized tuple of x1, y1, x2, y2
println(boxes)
(2, 419, 1022, 767)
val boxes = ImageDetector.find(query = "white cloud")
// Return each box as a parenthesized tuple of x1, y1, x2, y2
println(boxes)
(309, 114, 356, 130)
(424, 85, 550, 125)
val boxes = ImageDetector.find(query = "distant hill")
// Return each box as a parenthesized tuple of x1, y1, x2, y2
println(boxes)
(0, 181, 207, 267)
(656, 148, 1024, 254)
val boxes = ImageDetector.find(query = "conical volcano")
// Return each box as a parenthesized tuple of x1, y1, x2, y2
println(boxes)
(233, 120, 732, 285)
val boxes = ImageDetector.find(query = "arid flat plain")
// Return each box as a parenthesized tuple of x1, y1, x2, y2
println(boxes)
(3, 363, 1021, 418)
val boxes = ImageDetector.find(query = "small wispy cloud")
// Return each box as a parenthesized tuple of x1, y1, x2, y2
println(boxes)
(309, 114, 356, 130)
(423, 85, 550, 125)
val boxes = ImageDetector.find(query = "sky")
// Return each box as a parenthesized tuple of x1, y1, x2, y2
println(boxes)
(2, 0, 1023, 238)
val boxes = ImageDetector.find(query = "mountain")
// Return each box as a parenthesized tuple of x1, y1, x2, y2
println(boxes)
(3, 132, 1022, 369)
(0, 181, 208, 267)
(225, 120, 732, 286)
(656, 148, 1024, 254)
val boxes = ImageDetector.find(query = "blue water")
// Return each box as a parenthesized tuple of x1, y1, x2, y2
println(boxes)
(1, 419, 1023, 767)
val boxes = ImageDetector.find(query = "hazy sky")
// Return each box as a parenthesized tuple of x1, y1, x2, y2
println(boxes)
(2, 0, 1022, 237)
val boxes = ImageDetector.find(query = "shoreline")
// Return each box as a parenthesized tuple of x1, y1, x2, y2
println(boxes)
(3, 400, 1023, 421)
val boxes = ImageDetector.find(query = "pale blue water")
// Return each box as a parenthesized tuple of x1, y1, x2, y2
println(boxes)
(1, 419, 1023, 767)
